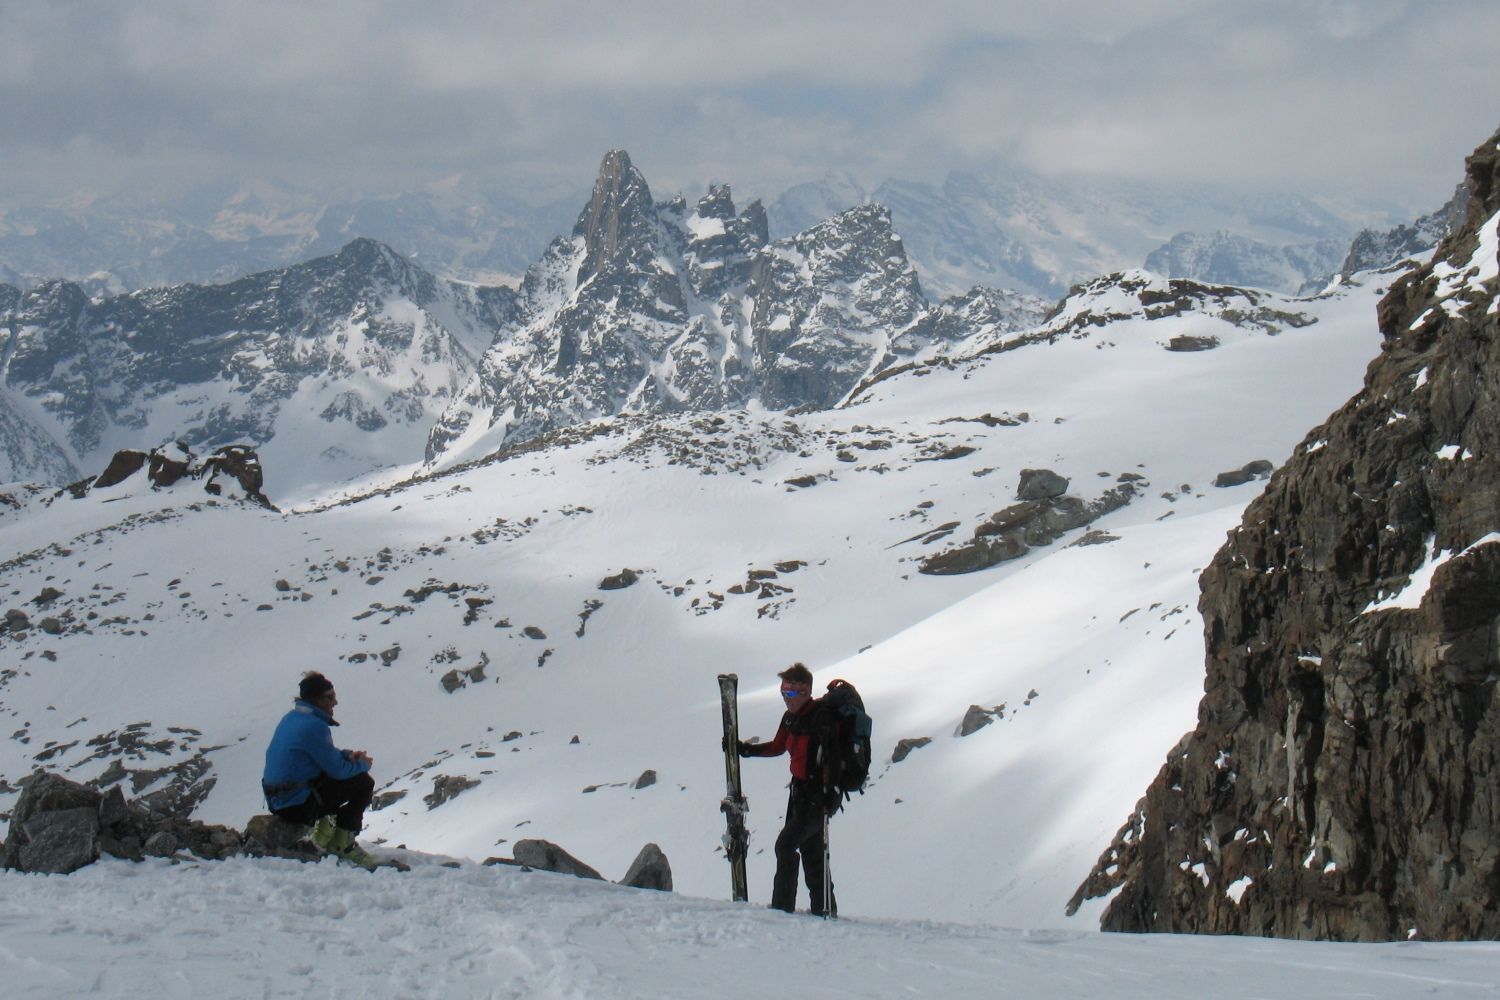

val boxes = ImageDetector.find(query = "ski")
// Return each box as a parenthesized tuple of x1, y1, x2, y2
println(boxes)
(718, 672, 750, 902)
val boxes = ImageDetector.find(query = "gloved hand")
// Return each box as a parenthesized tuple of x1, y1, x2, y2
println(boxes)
(737, 740, 754, 758)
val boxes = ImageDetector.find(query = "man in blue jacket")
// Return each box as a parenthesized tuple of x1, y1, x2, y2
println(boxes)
(263, 671, 378, 868)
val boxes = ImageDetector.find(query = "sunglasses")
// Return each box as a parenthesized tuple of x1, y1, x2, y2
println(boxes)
(781, 687, 809, 698)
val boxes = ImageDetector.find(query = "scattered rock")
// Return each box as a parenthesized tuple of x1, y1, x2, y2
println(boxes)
(510, 839, 604, 880)
(33, 587, 64, 606)
(1165, 334, 1221, 352)
(957, 705, 1002, 737)
(892, 737, 932, 763)
(1017, 468, 1070, 500)
(619, 843, 673, 891)
(369, 790, 408, 813)
(633, 769, 657, 789)
(423, 775, 480, 810)
(598, 569, 640, 591)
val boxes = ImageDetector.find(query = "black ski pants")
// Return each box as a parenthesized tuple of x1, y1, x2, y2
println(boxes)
(272, 772, 374, 833)
(771, 779, 836, 916)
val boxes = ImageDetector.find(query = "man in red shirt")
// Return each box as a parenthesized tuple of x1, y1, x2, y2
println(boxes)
(738, 662, 836, 916)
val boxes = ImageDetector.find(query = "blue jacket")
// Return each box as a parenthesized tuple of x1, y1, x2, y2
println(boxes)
(262, 700, 371, 810)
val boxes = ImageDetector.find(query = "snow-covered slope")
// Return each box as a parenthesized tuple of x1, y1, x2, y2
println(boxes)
(4, 854, 1498, 999)
(0, 262, 1405, 930)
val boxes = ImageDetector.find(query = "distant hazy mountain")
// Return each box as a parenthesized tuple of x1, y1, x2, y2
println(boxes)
(2, 163, 1403, 304)
(769, 167, 1398, 299)
(0, 178, 578, 293)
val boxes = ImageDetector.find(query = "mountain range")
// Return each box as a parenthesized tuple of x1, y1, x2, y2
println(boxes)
(1, 159, 1422, 305)
(0, 150, 1453, 499)
(0, 204, 1407, 930)
(1, 127, 1495, 943)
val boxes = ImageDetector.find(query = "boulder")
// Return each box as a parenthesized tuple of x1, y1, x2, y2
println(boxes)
(4, 771, 103, 868)
(892, 737, 932, 763)
(143, 831, 179, 858)
(1017, 468, 1070, 500)
(619, 843, 673, 891)
(957, 706, 999, 737)
(598, 569, 640, 591)
(511, 839, 604, 880)
(243, 814, 313, 854)
(19, 808, 100, 874)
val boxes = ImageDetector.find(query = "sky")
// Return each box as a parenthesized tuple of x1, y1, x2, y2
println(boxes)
(2, 1, 1497, 212)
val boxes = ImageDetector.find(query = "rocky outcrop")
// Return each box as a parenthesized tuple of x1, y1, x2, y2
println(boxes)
(920, 470, 1136, 575)
(1069, 126, 1500, 941)
(1337, 184, 1467, 283)
(63, 443, 277, 509)
(4, 771, 315, 873)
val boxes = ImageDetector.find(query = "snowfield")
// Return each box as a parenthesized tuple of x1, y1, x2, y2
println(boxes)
(6, 262, 1500, 995)
(4, 855, 1500, 999)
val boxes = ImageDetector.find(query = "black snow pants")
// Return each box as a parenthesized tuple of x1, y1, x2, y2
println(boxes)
(771, 778, 836, 916)
(272, 772, 375, 832)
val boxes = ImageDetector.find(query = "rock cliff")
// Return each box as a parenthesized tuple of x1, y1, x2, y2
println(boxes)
(1069, 126, 1500, 941)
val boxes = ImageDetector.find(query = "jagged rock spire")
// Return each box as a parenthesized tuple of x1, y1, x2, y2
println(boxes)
(575, 149, 658, 285)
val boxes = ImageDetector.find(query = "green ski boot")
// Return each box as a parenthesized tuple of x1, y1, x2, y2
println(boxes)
(328, 827, 379, 870)
(309, 815, 337, 852)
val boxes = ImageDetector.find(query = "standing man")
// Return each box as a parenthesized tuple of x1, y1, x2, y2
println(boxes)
(262, 671, 378, 869)
(738, 662, 836, 916)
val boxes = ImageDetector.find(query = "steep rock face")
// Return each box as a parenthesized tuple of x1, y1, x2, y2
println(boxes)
(1337, 184, 1468, 281)
(426, 151, 975, 466)
(0, 239, 515, 491)
(1069, 128, 1500, 941)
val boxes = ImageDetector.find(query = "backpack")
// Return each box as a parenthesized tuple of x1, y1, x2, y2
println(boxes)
(813, 679, 873, 812)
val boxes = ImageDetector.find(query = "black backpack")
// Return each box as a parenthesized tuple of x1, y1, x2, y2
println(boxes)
(813, 679, 873, 812)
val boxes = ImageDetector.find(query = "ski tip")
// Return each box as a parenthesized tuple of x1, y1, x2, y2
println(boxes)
(717, 673, 738, 684)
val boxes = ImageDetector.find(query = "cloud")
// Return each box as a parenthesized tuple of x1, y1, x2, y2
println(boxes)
(1, 0, 1495, 210)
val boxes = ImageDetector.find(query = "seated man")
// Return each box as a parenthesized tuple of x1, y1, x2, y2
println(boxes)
(262, 671, 378, 868)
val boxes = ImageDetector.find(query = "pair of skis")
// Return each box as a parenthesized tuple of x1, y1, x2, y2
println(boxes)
(718, 673, 751, 902)
(718, 673, 834, 917)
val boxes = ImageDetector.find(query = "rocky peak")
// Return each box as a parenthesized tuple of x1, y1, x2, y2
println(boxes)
(1338, 183, 1468, 281)
(1068, 125, 1500, 941)
(575, 149, 659, 285)
(426, 163, 947, 465)
(695, 185, 736, 220)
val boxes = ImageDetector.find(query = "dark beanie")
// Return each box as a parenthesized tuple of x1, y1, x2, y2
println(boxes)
(299, 672, 334, 700)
